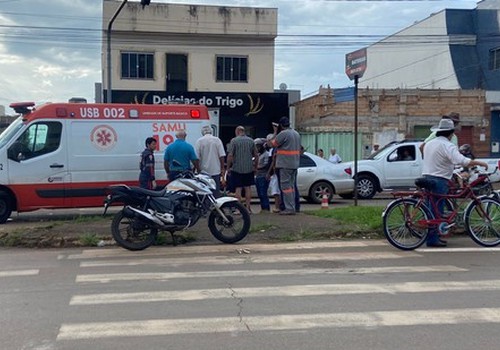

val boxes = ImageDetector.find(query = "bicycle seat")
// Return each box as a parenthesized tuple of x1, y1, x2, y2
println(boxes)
(414, 177, 434, 190)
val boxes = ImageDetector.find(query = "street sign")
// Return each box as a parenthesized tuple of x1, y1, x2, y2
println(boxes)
(345, 48, 367, 80)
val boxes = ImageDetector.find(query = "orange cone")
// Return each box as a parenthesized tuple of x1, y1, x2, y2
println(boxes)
(321, 191, 329, 209)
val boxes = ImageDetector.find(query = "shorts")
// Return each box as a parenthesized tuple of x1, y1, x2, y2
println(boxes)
(269, 174, 280, 195)
(231, 171, 255, 188)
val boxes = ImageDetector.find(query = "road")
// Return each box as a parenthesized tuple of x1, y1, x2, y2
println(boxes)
(2, 239, 500, 349)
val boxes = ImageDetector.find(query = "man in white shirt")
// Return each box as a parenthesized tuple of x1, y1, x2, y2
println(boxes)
(195, 126, 226, 197)
(328, 148, 342, 163)
(422, 118, 487, 247)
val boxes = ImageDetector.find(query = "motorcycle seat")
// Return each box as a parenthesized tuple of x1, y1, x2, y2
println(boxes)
(130, 187, 167, 197)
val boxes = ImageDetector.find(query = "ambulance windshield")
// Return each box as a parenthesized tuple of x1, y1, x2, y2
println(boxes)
(0, 117, 24, 149)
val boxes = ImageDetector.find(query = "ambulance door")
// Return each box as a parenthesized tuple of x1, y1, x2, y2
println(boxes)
(7, 121, 70, 210)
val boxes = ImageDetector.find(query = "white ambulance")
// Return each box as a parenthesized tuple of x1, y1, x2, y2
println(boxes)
(0, 102, 212, 223)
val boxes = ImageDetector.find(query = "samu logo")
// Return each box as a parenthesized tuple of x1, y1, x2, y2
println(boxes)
(90, 125, 118, 151)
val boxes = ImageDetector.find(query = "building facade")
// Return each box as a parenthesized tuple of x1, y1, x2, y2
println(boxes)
(360, 0, 500, 91)
(295, 87, 493, 159)
(102, 0, 290, 144)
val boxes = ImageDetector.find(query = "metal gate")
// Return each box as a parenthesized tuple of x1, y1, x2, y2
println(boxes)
(300, 132, 363, 162)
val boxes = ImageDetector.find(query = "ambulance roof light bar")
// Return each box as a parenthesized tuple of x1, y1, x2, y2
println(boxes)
(9, 102, 36, 115)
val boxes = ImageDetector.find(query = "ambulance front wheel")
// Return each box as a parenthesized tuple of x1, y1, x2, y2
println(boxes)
(0, 192, 13, 224)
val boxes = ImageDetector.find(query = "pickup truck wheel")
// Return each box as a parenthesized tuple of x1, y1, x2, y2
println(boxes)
(309, 181, 333, 204)
(356, 174, 377, 199)
(0, 193, 13, 224)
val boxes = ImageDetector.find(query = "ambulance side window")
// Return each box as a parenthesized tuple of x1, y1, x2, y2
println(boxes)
(7, 122, 62, 162)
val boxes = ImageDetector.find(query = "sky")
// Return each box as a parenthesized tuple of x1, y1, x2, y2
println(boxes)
(0, 0, 479, 112)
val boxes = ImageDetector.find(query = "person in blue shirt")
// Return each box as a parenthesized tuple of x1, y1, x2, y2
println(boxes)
(163, 130, 200, 181)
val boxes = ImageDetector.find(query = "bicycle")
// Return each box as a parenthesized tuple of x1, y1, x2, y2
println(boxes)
(382, 171, 500, 250)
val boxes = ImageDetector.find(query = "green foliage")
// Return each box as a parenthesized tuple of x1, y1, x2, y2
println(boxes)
(306, 206, 384, 231)
(79, 233, 101, 246)
(0, 231, 23, 247)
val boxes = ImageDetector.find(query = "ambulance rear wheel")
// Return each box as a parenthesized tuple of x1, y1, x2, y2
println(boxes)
(0, 192, 12, 224)
(111, 210, 157, 251)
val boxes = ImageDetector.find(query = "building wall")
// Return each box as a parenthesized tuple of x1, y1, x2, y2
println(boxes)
(295, 88, 492, 157)
(360, 11, 467, 89)
(102, 0, 277, 93)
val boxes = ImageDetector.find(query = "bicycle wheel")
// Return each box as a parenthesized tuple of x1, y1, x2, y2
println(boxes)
(464, 197, 500, 247)
(382, 197, 432, 250)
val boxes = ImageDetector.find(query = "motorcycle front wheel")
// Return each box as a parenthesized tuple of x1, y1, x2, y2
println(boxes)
(111, 209, 158, 251)
(208, 202, 250, 243)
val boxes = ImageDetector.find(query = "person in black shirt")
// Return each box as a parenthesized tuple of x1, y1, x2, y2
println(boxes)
(139, 137, 157, 189)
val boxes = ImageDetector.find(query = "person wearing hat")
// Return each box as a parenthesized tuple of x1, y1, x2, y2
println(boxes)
(421, 118, 488, 247)
(267, 117, 301, 215)
(419, 112, 460, 156)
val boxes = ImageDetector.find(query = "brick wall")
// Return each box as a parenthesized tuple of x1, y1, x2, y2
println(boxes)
(295, 88, 491, 157)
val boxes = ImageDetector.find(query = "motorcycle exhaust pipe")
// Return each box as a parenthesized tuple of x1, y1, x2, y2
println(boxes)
(125, 206, 165, 227)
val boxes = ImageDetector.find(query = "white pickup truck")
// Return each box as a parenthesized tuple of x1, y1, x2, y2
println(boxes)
(342, 140, 500, 199)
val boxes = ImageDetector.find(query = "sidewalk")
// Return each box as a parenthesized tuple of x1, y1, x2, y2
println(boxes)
(0, 205, 381, 248)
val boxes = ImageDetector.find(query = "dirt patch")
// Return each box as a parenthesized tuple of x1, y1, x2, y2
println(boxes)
(0, 210, 381, 248)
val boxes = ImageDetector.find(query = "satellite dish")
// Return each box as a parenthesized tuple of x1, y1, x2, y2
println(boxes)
(279, 83, 287, 91)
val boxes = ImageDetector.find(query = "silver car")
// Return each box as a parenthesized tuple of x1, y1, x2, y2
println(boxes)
(298, 152, 354, 203)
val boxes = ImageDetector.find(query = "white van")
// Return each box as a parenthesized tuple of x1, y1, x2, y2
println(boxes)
(0, 102, 212, 223)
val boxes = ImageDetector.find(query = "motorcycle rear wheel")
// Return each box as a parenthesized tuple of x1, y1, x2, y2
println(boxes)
(208, 201, 250, 243)
(111, 210, 158, 251)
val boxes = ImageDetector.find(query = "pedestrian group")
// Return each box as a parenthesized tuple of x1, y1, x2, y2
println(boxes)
(138, 117, 302, 215)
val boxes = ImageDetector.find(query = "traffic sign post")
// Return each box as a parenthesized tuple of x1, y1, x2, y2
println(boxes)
(345, 48, 367, 206)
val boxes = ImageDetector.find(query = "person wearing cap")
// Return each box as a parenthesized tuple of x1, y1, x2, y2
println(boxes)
(195, 125, 226, 197)
(421, 118, 488, 247)
(226, 126, 258, 213)
(267, 117, 301, 215)
(419, 112, 460, 156)
(254, 138, 271, 212)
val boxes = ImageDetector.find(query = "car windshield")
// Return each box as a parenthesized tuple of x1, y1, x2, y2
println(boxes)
(366, 142, 397, 160)
(0, 117, 24, 149)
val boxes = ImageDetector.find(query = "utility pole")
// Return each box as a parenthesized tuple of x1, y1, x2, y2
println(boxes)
(106, 0, 151, 103)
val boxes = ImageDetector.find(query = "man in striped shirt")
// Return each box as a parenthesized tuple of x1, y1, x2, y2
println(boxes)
(226, 126, 258, 213)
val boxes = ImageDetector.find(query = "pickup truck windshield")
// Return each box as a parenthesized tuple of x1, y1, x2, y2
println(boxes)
(0, 117, 24, 149)
(367, 143, 395, 160)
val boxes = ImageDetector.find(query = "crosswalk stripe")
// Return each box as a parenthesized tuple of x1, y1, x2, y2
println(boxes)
(70, 278, 495, 305)
(67, 241, 387, 260)
(79, 251, 415, 268)
(0, 269, 39, 278)
(57, 307, 500, 340)
(75, 265, 466, 283)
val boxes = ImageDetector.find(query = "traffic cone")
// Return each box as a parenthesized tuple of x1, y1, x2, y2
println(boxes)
(321, 191, 329, 209)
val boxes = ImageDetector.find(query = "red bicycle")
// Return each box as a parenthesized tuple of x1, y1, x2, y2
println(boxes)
(382, 169, 500, 250)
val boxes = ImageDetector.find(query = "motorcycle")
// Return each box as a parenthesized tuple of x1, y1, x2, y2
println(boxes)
(103, 171, 251, 251)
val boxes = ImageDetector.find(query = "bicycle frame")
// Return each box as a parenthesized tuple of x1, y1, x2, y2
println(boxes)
(392, 172, 495, 231)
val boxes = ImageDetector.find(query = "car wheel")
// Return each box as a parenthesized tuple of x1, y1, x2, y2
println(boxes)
(308, 181, 334, 204)
(356, 174, 377, 199)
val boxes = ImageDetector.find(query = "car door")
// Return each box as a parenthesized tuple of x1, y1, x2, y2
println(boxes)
(7, 121, 70, 210)
(384, 145, 420, 187)
(297, 154, 317, 194)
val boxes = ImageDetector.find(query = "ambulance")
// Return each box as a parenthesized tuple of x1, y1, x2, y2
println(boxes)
(0, 101, 212, 223)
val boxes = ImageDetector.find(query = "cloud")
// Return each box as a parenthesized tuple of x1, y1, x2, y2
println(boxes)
(0, 0, 478, 108)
